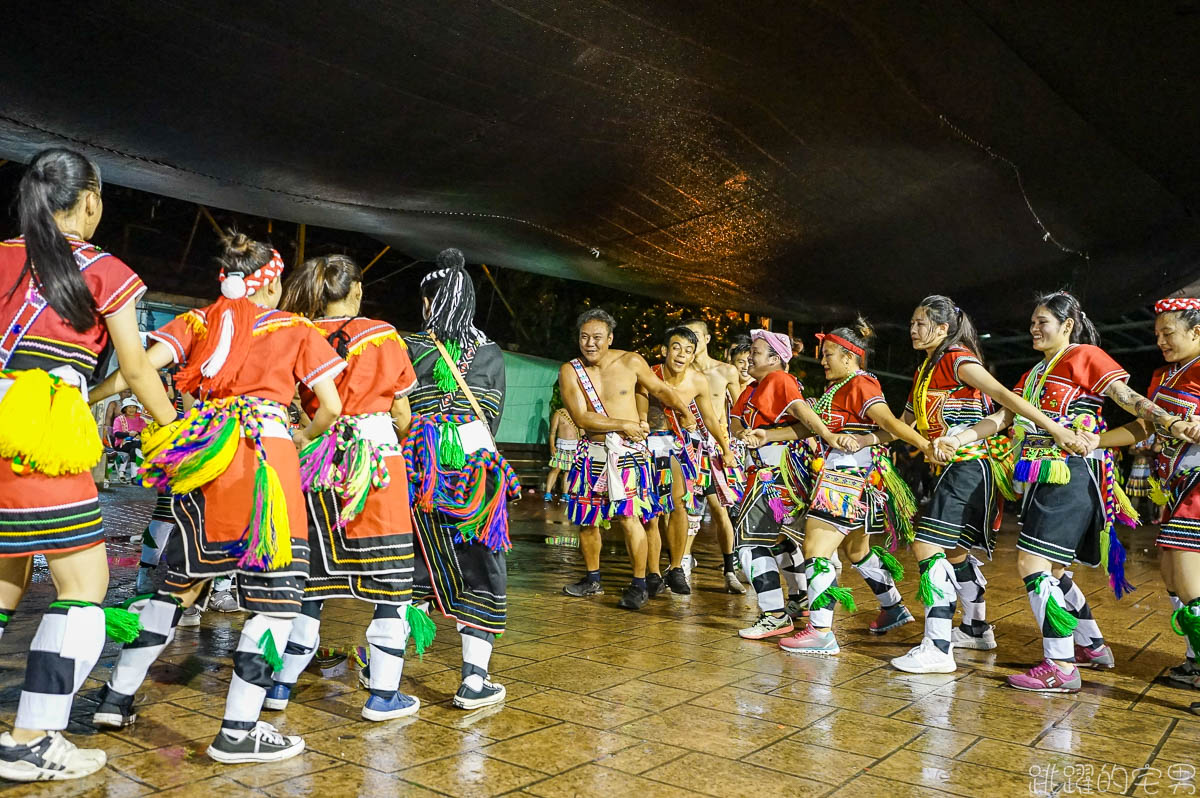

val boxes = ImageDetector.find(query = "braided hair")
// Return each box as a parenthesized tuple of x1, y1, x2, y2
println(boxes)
(419, 248, 485, 346)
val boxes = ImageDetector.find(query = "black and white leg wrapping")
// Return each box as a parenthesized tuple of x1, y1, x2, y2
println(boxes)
(852, 549, 902, 609)
(1057, 571, 1105, 649)
(918, 555, 957, 655)
(16, 603, 106, 731)
(274, 603, 322, 688)
(367, 603, 410, 698)
(109, 593, 183, 697)
(458, 624, 494, 692)
(774, 539, 807, 604)
(222, 614, 293, 735)
(1024, 572, 1075, 662)
(952, 556, 989, 635)
(740, 546, 785, 614)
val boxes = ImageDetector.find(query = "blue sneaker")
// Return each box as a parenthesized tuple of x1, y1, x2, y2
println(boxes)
(361, 692, 420, 721)
(543, 492, 553, 502)
(262, 683, 291, 711)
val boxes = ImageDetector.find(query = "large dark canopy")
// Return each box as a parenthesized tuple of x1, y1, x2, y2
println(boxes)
(2, 1, 1197, 324)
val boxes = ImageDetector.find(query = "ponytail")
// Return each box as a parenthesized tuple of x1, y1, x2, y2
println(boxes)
(419, 248, 483, 345)
(826, 315, 875, 367)
(1034, 290, 1100, 346)
(280, 254, 362, 319)
(916, 295, 985, 367)
(10, 149, 102, 332)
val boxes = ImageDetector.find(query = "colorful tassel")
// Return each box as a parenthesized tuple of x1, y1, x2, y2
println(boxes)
(871, 545, 905, 581)
(1030, 574, 1079, 636)
(258, 628, 284, 672)
(1148, 477, 1171, 507)
(102, 607, 144, 643)
(405, 603, 437, 657)
(917, 553, 946, 606)
(809, 558, 856, 613)
(1170, 601, 1200, 656)
(42, 381, 102, 475)
(432, 339, 462, 394)
(0, 370, 52, 463)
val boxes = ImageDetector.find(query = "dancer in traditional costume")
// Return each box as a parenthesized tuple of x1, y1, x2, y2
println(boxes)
(681, 320, 747, 593)
(404, 249, 520, 709)
(1097, 298, 1200, 696)
(560, 308, 690, 610)
(730, 330, 849, 641)
(261, 253, 429, 720)
(948, 291, 1191, 692)
(888, 296, 1094, 673)
(749, 321, 935, 655)
(640, 325, 735, 595)
(0, 149, 175, 781)
(544, 397, 578, 502)
(91, 233, 344, 763)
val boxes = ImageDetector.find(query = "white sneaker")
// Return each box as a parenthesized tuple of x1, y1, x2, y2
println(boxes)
(681, 555, 694, 581)
(209, 590, 240, 613)
(951, 625, 997, 650)
(891, 638, 957, 674)
(0, 731, 106, 782)
(177, 605, 202, 627)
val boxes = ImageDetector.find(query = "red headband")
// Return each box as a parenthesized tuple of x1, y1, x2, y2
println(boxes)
(1155, 297, 1200, 315)
(815, 332, 865, 358)
(218, 249, 285, 299)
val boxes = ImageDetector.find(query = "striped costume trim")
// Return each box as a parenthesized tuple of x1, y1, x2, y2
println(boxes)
(0, 499, 103, 555)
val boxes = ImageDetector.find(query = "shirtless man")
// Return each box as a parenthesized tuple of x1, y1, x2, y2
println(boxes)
(560, 309, 692, 610)
(681, 319, 747, 592)
(639, 326, 735, 595)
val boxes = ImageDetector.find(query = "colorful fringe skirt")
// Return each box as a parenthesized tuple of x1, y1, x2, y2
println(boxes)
(733, 443, 806, 548)
(549, 439, 577, 470)
(301, 414, 416, 605)
(566, 441, 659, 526)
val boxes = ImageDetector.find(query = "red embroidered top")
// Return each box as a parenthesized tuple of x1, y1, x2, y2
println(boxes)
(298, 317, 417, 417)
(0, 237, 144, 378)
(732, 370, 805, 430)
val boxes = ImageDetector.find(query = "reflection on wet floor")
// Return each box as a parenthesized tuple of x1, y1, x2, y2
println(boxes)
(0, 484, 1197, 796)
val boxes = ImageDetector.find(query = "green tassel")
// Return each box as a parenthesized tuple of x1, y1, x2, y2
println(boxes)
(258, 628, 284, 672)
(439, 422, 466, 470)
(808, 558, 856, 612)
(1031, 575, 1079, 637)
(1171, 603, 1200, 656)
(406, 603, 438, 657)
(811, 584, 856, 614)
(1046, 459, 1071, 485)
(433, 339, 462, 394)
(103, 607, 143, 643)
(917, 553, 947, 606)
(871, 546, 905, 581)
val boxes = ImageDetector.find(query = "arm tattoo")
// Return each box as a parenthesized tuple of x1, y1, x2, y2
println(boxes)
(1108, 381, 1173, 428)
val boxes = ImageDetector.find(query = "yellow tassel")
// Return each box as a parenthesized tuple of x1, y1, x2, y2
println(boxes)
(171, 419, 242, 494)
(0, 370, 53, 461)
(1113, 481, 1140, 525)
(265, 463, 292, 567)
(182, 310, 208, 338)
(1046, 459, 1071, 484)
(38, 382, 102, 475)
(140, 419, 185, 461)
(1149, 477, 1171, 507)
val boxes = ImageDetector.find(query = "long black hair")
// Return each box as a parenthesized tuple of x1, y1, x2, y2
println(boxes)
(419, 248, 483, 345)
(10, 148, 102, 332)
(917, 295, 984, 367)
(1034, 290, 1100, 346)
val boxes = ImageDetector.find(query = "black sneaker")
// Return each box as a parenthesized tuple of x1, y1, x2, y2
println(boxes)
(563, 578, 604, 597)
(646, 572, 665, 598)
(616, 584, 649, 610)
(0, 732, 106, 782)
(664, 567, 692, 595)
(206, 722, 304, 764)
(453, 679, 506, 710)
(92, 684, 137, 729)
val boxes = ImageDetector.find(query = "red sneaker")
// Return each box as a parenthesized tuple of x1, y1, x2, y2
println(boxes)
(1007, 659, 1081, 693)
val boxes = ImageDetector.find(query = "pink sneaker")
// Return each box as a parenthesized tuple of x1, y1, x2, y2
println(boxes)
(778, 626, 840, 656)
(1006, 659, 1081, 693)
(1074, 644, 1115, 669)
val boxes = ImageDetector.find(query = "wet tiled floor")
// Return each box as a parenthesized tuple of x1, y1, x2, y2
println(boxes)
(1, 486, 1198, 796)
